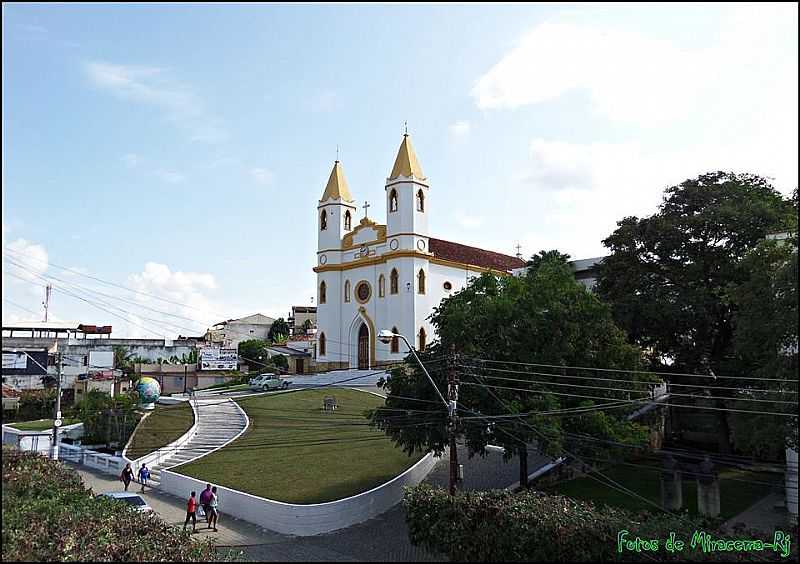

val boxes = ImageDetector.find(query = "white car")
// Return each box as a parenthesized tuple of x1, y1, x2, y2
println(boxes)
(248, 373, 291, 391)
(98, 492, 154, 513)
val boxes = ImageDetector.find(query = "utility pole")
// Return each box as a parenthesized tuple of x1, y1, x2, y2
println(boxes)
(448, 345, 460, 496)
(51, 349, 63, 461)
(43, 283, 52, 322)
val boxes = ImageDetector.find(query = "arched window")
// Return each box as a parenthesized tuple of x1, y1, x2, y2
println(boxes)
(390, 269, 399, 294)
(319, 333, 326, 356)
(378, 274, 385, 297)
(417, 189, 425, 212)
(389, 189, 398, 212)
(391, 326, 399, 354)
(419, 327, 427, 352)
(344, 280, 351, 302)
(417, 269, 426, 294)
(320, 210, 327, 230)
(319, 281, 326, 304)
(344, 211, 352, 231)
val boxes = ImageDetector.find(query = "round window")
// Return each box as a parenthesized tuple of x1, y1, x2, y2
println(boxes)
(443, 281, 453, 291)
(355, 281, 371, 303)
(389, 239, 399, 250)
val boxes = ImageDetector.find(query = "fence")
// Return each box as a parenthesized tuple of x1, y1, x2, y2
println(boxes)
(160, 452, 440, 536)
(55, 443, 128, 477)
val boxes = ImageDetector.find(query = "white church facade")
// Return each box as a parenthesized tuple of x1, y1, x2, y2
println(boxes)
(314, 134, 525, 370)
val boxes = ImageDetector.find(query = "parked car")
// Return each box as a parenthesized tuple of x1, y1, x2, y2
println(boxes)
(248, 373, 291, 391)
(98, 492, 153, 513)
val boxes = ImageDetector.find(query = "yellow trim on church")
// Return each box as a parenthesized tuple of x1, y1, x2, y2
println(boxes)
(320, 161, 355, 202)
(313, 249, 512, 276)
(341, 217, 387, 250)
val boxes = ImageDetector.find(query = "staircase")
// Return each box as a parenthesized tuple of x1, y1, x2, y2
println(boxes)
(148, 397, 248, 487)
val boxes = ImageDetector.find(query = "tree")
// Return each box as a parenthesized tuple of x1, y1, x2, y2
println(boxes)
(238, 339, 271, 371)
(40, 374, 59, 389)
(268, 318, 290, 343)
(112, 345, 134, 375)
(728, 234, 798, 458)
(372, 253, 651, 486)
(270, 354, 289, 371)
(301, 319, 314, 334)
(597, 171, 797, 453)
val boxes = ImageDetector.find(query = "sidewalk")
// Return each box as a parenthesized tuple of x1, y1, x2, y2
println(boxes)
(70, 463, 283, 547)
(723, 493, 790, 534)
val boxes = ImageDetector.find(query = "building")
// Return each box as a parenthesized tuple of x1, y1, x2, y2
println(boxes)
(288, 306, 317, 336)
(205, 313, 275, 349)
(314, 134, 526, 370)
(513, 256, 605, 291)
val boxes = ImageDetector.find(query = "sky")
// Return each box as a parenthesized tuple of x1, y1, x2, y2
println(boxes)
(2, 3, 798, 338)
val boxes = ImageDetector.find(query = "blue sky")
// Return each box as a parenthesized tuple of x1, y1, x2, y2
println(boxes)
(3, 3, 798, 337)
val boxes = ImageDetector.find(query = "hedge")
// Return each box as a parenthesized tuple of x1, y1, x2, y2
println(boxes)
(2, 447, 238, 562)
(404, 484, 796, 562)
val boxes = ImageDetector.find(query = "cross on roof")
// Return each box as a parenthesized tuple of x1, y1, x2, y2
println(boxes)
(363, 201, 370, 218)
(515, 243, 522, 259)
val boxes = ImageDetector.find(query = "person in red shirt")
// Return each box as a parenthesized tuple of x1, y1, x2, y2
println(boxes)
(183, 491, 197, 532)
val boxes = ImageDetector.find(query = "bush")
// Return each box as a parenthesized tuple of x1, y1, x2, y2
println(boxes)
(2, 447, 235, 561)
(403, 484, 795, 562)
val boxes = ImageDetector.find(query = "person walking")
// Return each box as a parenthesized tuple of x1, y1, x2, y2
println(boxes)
(120, 462, 134, 492)
(138, 464, 151, 493)
(208, 486, 219, 532)
(198, 483, 213, 526)
(183, 491, 198, 533)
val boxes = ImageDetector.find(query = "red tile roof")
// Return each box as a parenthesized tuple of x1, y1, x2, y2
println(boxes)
(428, 238, 526, 272)
(2, 385, 22, 398)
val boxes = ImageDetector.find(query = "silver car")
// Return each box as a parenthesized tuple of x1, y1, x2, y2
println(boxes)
(98, 492, 154, 513)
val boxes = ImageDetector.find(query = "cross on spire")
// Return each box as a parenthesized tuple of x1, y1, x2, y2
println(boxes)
(363, 201, 370, 218)
(404, 120, 408, 136)
(515, 243, 522, 259)
(336, 144, 339, 162)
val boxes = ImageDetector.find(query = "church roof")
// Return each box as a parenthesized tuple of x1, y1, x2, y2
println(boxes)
(321, 161, 354, 202)
(389, 134, 426, 180)
(429, 238, 527, 272)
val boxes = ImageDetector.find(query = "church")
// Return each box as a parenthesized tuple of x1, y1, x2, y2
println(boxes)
(314, 133, 527, 370)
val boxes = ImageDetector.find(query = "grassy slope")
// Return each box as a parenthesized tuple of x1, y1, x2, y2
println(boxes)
(175, 388, 426, 503)
(8, 418, 81, 431)
(545, 463, 780, 519)
(126, 402, 195, 460)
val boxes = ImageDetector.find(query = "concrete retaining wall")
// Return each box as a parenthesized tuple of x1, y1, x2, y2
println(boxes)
(160, 451, 439, 536)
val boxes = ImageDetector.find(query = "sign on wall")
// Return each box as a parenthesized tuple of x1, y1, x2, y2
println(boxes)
(199, 347, 238, 371)
(2, 353, 28, 370)
(88, 350, 114, 371)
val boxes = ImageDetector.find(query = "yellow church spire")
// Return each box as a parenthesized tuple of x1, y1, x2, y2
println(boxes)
(320, 160, 354, 202)
(389, 134, 426, 180)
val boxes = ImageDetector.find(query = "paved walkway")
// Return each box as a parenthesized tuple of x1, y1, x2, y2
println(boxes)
(723, 493, 791, 534)
(149, 397, 247, 487)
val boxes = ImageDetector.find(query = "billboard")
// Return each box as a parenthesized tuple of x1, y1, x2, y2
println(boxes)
(2, 353, 28, 370)
(199, 347, 238, 371)
(2, 351, 48, 375)
(88, 350, 114, 371)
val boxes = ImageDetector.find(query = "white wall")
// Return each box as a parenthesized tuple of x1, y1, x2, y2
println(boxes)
(160, 452, 439, 536)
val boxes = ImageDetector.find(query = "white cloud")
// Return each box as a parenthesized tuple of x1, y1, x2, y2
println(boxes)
(122, 153, 139, 168)
(155, 170, 186, 184)
(2, 238, 49, 311)
(85, 61, 227, 143)
(449, 120, 471, 140)
(455, 210, 484, 229)
(250, 167, 274, 185)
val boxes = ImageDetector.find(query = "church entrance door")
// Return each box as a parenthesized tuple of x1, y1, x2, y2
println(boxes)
(358, 323, 369, 369)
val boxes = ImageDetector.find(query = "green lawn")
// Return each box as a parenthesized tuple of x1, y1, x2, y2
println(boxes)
(125, 402, 194, 460)
(545, 462, 780, 519)
(174, 388, 426, 503)
(7, 418, 80, 431)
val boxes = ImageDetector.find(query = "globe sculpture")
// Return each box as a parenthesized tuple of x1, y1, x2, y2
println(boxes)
(135, 377, 161, 410)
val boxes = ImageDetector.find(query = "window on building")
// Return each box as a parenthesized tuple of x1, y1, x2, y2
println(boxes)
(390, 269, 399, 294)
(391, 326, 399, 353)
(344, 211, 352, 231)
(417, 189, 425, 212)
(320, 210, 327, 230)
(417, 269, 426, 294)
(419, 327, 427, 351)
(319, 333, 326, 356)
(389, 189, 398, 212)
(378, 274, 385, 297)
(319, 281, 327, 304)
(344, 280, 351, 302)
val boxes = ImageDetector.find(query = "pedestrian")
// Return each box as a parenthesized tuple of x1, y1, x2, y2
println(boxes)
(208, 486, 219, 532)
(198, 483, 213, 526)
(138, 464, 151, 493)
(183, 491, 198, 532)
(120, 462, 134, 492)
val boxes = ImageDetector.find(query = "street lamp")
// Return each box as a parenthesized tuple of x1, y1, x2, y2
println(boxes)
(378, 329, 460, 495)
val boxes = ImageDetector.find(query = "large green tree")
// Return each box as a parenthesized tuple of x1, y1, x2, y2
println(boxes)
(268, 318, 290, 343)
(372, 253, 652, 486)
(597, 172, 797, 453)
(238, 339, 271, 371)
